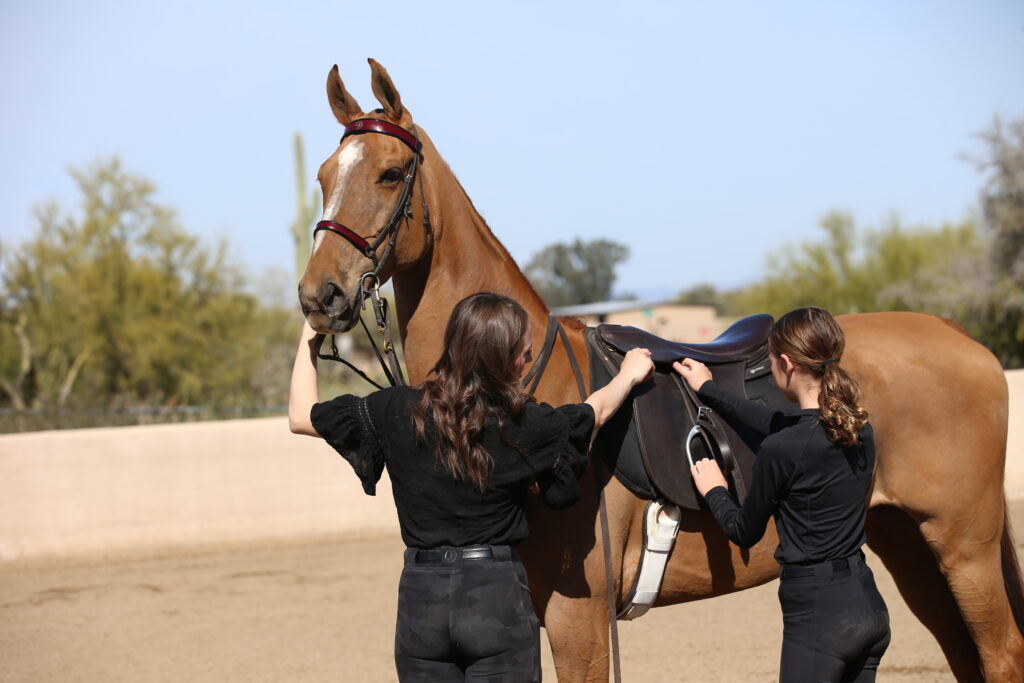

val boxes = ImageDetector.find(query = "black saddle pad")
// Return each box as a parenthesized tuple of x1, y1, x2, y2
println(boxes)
(586, 323, 793, 511)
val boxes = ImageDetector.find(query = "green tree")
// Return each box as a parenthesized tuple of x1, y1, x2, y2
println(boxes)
(0, 158, 296, 414)
(524, 238, 629, 307)
(965, 117, 1024, 367)
(726, 211, 984, 318)
(977, 117, 1024, 285)
(674, 282, 727, 315)
(672, 118, 1024, 367)
(876, 116, 1024, 367)
(718, 208, 1024, 367)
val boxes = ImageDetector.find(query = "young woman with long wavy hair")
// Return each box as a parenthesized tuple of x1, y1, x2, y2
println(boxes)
(289, 292, 653, 682)
(676, 306, 890, 682)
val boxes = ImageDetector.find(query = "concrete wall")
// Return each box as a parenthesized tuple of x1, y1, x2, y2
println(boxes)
(2, 370, 1022, 562)
(1003, 369, 1024, 499)
(0, 417, 399, 561)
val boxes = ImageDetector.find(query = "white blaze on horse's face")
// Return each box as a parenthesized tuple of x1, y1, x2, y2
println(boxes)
(313, 138, 365, 255)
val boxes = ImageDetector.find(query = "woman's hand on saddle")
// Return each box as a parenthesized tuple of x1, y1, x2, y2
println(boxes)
(690, 457, 728, 497)
(673, 358, 712, 392)
(585, 348, 653, 433)
(620, 348, 654, 387)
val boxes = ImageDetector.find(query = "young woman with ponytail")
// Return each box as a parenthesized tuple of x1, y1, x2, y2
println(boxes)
(289, 292, 653, 682)
(675, 306, 890, 682)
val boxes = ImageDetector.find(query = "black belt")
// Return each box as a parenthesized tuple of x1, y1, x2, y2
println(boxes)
(781, 551, 864, 579)
(411, 545, 513, 565)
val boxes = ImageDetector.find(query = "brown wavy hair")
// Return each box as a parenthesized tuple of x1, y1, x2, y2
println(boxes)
(411, 292, 531, 490)
(769, 307, 868, 446)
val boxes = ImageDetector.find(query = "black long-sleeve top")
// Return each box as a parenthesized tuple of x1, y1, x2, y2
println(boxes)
(697, 380, 875, 565)
(310, 386, 595, 549)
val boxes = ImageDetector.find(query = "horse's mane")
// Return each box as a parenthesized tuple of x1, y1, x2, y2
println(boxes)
(421, 129, 548, 313)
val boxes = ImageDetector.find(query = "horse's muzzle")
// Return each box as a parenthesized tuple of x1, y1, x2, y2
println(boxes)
(304, 310, 357, 334)
(298, 281, 360, 333)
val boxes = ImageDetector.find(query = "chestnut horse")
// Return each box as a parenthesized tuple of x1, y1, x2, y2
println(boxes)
(298, 59, 1024, 681)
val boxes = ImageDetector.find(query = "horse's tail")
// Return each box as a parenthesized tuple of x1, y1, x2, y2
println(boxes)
(1001, 496, 1024, 636)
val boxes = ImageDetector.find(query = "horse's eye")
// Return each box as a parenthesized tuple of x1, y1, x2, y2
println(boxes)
(379, 168, 403, 184)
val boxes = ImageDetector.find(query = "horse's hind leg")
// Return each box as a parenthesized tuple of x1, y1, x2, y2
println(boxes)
(921, 504, 1024, 682)
(867, 503, 1024, 682)
(866, 505, 982, 680)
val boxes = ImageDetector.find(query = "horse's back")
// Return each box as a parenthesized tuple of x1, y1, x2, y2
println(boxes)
(838, 310, 1006, 416)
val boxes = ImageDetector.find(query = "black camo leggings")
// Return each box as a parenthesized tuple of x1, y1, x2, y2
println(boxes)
(394, 545, 540, 682)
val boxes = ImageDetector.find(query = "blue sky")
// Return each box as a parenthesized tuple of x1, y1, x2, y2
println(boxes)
(2, 1, 1022, 301)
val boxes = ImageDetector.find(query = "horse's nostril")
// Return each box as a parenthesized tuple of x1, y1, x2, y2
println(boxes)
(323, 281, 347, 318)
(297, 281, 321, 316)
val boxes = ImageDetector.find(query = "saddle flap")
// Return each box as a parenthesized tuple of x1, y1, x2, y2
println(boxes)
(631, 364, 757, 509)
(587, 326, 792, 511)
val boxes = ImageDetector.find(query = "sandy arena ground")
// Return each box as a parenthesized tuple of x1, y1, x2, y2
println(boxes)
(3, 502, 1022, 682)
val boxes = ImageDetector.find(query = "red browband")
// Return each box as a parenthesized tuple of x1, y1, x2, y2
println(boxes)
(342, 118, 422, 153)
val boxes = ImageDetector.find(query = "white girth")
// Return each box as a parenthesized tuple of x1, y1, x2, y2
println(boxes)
(617, 500, 682, 621)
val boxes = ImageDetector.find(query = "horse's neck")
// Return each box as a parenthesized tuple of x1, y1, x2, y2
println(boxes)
(392, 138, 550, 383)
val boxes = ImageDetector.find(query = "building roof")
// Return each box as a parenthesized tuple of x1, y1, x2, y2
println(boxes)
(551, 299, 668, 317)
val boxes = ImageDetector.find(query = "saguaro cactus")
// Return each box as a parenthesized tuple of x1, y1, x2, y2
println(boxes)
(289, 132, 321, 281)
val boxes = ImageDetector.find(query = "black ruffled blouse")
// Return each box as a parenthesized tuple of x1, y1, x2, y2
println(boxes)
(310, 386, 595, 549)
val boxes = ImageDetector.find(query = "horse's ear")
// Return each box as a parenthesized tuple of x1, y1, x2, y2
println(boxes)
(368, 58, 408, 122)
(327, 64, 362, 126)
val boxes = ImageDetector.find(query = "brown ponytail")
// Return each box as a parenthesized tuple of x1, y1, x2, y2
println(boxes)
(769, 307, 869, 446)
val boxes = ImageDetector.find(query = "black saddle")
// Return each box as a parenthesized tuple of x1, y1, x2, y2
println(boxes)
(587, 314, 794, 510)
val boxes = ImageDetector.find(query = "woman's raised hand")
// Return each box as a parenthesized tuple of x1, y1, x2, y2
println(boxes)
(620, 348, 654, 386)
(289, 318, 324, 437)
(673, 358, 712, 392)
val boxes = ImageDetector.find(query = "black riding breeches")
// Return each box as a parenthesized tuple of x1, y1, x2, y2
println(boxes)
(778, 552, 891, 682)
(394, 545, 540, 683)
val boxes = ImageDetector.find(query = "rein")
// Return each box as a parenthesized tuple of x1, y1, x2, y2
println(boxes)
(313, 118, 431, 388)
(527, 315, 624, 683)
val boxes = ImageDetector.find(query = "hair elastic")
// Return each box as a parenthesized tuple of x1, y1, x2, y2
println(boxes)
(821, 358, 838, 368)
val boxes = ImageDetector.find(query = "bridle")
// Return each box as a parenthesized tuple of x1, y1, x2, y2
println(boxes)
(314, 118, 426, 274)
(312, 118, 431, 388)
